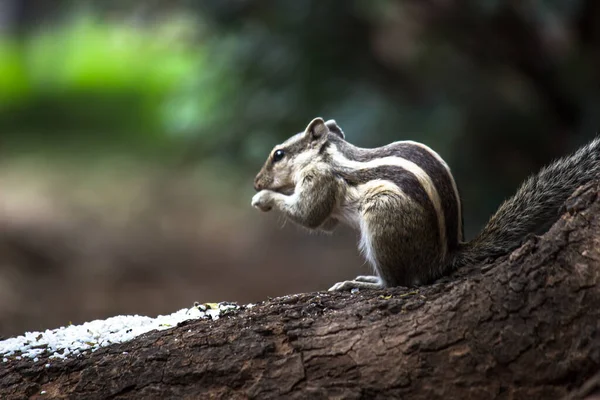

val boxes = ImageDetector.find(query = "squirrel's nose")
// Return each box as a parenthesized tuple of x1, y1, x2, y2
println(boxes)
(254, 175, 263, 192)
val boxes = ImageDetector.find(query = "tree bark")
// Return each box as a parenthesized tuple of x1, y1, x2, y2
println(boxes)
(2, 183, 600, 400)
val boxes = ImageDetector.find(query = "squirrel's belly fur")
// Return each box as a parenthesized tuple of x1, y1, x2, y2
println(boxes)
(252, 117, 600, 290)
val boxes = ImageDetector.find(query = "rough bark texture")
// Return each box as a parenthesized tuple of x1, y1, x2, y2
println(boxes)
(2, 183, 600, 400)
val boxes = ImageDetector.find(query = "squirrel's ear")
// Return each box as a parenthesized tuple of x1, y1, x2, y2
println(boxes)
(305, 117, 329, 141)
(325, 119, 344, 139)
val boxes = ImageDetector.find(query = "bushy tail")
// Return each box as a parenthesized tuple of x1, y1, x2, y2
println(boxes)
(456, 136, 600, 266)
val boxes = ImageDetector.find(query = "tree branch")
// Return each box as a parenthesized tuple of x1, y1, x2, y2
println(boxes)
(2, 182, 600, 399)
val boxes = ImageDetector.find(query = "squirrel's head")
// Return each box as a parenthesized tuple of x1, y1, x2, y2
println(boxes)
(253, 117, 345, 194)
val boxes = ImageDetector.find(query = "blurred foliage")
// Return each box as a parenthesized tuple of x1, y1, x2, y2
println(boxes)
(0, 13, 220, 156)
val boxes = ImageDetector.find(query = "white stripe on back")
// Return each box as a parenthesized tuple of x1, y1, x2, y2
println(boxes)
(329, 145, 447, 257)
(398, 140, 463, 241)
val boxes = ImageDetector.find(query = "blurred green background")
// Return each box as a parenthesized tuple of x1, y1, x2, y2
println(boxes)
(0, 0, 598, 337)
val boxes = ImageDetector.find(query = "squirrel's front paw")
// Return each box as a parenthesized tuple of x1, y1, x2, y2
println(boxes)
(251, 190, 274, 212)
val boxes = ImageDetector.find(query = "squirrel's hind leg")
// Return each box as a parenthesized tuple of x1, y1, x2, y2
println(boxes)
(359, 191, 441, 287)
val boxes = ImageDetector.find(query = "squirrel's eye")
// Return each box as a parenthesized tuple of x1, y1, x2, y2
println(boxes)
(273, 149, 285, 162)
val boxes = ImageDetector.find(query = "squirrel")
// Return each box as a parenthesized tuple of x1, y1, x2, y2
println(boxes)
(251, 117, 600, 291)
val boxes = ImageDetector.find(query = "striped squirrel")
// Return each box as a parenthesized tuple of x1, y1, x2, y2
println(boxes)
(251, 117, 600, 291)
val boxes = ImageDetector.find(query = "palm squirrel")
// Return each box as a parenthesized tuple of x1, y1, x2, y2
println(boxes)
(251, 117, 600, 291)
